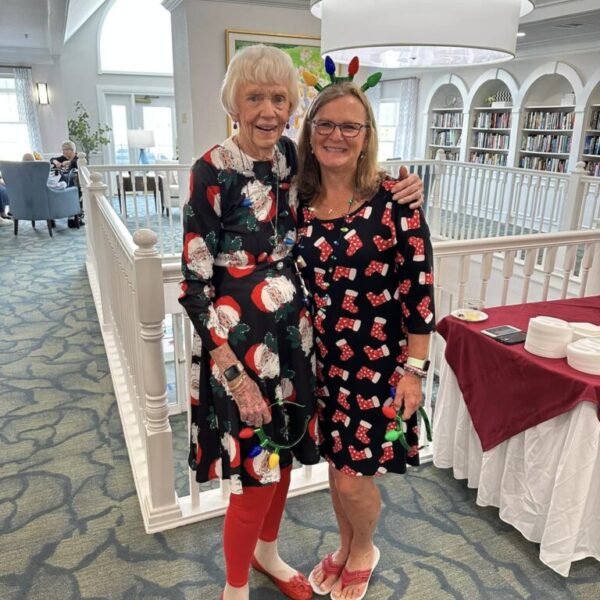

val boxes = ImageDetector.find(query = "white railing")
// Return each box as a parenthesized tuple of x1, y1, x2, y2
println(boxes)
(80, 161, 600, 532)
(89, 155, 599, 258)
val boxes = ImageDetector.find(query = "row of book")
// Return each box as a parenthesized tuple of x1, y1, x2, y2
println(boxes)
(432, 113, 463, 128)
(524, 110, 575, 130)
(583, 135, 600, 155)
(474, 112, 511, 129)
(589, 109, 600, 131)
(432, 131, 461, 146)
(521, 134, 571, 154)
(584, 160, 600, 176)
(472, 132, 510, 150)
(469, 152, 508, 166)
(519, 156, 568, 172)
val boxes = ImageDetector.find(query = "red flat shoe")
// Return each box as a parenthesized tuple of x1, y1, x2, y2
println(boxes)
(251, 556, 313, 600)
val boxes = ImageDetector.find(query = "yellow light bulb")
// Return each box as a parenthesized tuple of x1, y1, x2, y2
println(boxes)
(268, 452, 280, 469)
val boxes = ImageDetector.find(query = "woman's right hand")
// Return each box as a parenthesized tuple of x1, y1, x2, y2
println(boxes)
(229, 374, 272, 428)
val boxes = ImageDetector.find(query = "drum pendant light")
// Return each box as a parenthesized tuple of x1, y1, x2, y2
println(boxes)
(313, 0, 532, 68)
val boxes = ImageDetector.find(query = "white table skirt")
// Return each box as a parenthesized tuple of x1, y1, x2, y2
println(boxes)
(433, 359, 600, 577)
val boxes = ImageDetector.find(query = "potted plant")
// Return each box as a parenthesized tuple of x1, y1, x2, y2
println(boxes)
(67, 101, 112, 161)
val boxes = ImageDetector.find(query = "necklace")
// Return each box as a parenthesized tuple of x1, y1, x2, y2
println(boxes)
(297, 193, 358, 314)
(235, 137, 285, 252)
(314, 194, 356, 219)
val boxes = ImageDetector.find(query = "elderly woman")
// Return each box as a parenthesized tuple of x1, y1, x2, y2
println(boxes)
(51, 140, 79, 186)
(179, 45, 424, 600)
(295, 81, 435, 600)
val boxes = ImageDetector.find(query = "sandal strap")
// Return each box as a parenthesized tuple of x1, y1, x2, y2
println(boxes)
(321, 552, 345, 578)
(340, 566, 373, 588)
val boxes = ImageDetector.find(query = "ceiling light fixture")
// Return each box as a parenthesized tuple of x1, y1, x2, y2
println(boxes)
(311, 0, 535, 19)
(317, 0, 530, 68)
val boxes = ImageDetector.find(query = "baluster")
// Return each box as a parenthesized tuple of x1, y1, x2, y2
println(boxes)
(479, 251, 493, 305)
(541, 246, 558, 300)
(560, 245, 577, 298)
(457, 255, 470, 308)
(520, 248, 537, 303)
(501, 250, 516, 305)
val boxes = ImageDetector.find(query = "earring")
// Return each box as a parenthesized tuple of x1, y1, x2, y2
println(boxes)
(285, 122, 290, 129)
(233, 122, 238, 130)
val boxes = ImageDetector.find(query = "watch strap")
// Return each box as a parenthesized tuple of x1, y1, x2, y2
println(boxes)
(406, 356, 430, 371)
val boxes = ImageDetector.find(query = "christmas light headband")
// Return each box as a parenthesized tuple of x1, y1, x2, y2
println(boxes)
(302, 55, 383, 93)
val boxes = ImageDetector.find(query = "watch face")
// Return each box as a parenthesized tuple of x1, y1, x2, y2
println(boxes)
(223, 364, 241, 381)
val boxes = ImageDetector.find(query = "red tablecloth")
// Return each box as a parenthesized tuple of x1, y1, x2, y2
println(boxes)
(436, 296, 600, 451)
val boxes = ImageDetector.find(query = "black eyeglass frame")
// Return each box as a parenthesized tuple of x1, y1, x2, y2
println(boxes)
(311, 119, 370, 138)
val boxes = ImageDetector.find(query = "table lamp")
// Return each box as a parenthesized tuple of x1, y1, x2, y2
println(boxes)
(127, 129, 155, 164)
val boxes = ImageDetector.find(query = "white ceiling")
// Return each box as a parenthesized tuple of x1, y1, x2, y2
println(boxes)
(0, 0, 599, 67)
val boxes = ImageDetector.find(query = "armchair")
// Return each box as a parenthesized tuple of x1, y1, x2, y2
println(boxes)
(0, 161, 81, 237)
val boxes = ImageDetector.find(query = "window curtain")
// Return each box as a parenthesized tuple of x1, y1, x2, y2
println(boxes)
(370, 78, 419, 160)
(13, 67, 43, 153)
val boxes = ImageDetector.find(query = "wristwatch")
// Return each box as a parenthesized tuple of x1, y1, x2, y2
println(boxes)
(223, 362, 243, 382)
(406, 356, 430, 372)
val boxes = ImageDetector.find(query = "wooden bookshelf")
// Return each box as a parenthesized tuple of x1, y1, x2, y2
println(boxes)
(468, 107, 512, 166)
(582, 105, 600, 176)
(518, 105, 575, 173)
(428, 108, 463, 161)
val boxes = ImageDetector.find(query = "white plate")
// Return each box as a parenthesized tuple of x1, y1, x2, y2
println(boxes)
(451, 309, 489, 322)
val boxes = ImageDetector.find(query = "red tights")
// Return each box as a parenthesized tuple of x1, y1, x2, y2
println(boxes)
(222, 465, 292, 587)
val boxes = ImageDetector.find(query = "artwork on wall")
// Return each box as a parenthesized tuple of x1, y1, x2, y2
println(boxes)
(225, 29, 328, 140)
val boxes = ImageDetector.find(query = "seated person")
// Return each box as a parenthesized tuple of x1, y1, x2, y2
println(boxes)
(22, 152, 35, 161)
(51, 140, 79, 187)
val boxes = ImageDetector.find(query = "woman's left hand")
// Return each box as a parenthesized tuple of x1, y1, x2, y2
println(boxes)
(393, 373, 422, 420)
(391, 165, 424, 209)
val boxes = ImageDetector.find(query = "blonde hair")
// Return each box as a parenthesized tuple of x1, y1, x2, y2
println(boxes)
(221, 45, 299, 117)
(296, 82, 382, 202)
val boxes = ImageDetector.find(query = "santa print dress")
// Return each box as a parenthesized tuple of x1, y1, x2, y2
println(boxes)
(179, 136, 319, 494)
(296, 180, 435, 476)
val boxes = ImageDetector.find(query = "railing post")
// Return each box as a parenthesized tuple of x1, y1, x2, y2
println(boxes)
(560, 161, 588, 230)
(133, 229, 182, 528)
(429, 149, 446, 237)
(587, 218, 600, 295)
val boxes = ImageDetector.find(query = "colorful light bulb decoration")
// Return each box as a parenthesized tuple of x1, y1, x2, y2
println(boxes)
(383, 387, 433, 450)
(237, 402, 310, 470)
(302, 55, 383, 95)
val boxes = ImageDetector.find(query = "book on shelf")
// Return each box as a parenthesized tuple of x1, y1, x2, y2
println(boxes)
(469, 151, 507, 166)
(584, 160, 600, 176)
(583, 135, 600, 155)
(521, 134, 571, 154)
(524, 110, 575, 130)
(519, 155, 568, 173)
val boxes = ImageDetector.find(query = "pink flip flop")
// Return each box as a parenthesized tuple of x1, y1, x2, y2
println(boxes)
(308, 552, 346, 595)
(330, 546, 380, 600)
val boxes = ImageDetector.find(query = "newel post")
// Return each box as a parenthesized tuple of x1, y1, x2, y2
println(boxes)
(133, 228, 182, 528)
(561, 161, 588, 231)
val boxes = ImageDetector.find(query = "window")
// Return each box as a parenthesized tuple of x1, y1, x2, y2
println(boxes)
(0, 77, 30, 160)
(99, 0, 173, 75)
(378, 101, 401, 161)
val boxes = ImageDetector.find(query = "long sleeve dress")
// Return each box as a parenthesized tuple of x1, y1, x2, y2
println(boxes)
(179, 136, 320, 494)
(296, 180, 435, 476)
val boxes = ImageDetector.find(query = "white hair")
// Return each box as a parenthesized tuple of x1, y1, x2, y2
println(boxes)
(62, 140, 76, 152)
(221, 45, 299, 117)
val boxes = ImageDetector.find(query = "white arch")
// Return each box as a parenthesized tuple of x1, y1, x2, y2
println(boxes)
(422, 73, 468, 114)
(581, 67, 600, 108)
(98, 0, 173, 75)
(466, 68, 519, 109)
(515, 61, 584, 108)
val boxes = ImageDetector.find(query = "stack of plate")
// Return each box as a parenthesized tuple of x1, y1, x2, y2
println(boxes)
(525, 316, 574, 358)
(567, 337, 600, 375)
(569, 322, 600, 341)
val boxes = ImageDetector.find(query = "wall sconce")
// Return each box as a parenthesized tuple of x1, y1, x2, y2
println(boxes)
(37, 82, 49, 105)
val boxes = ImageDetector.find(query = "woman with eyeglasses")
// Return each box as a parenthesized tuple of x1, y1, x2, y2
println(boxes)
(295, 81, 435, 600)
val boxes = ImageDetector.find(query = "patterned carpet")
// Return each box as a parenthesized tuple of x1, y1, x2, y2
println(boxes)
(1, 219, 599, 600)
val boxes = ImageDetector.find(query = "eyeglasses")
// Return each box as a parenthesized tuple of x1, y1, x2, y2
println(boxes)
(311, 119, 370, 138)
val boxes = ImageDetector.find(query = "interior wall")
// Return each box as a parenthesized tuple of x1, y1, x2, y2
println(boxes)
(37, 1, 174, 158)
(174, 0, 320, 163)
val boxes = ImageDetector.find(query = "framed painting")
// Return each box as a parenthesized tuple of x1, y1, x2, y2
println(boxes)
(225, 29, 328, 140)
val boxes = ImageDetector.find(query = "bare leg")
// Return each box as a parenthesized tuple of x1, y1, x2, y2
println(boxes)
(330, 470, 381, 600)
(310, 466, 353, 591)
